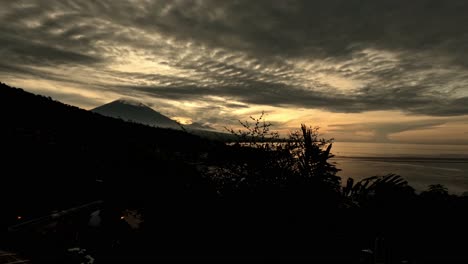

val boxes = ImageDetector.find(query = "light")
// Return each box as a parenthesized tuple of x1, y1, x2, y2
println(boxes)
(17, 216, 22, 220)
(120, 216, 125, 220)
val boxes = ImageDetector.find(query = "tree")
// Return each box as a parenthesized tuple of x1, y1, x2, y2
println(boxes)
(342, 174, 415, 208)
(213, 114, 341, 196)
(286, 124, 340, 190)
(425, 184, 449, 196)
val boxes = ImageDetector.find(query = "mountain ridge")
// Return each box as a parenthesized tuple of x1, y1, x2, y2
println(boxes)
(0, 82, 216, 223)
(91, 99, 182, 130)
(91, 99, 235, 141)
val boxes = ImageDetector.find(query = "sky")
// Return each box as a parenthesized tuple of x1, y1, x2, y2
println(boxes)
(1, 0, 468, 144)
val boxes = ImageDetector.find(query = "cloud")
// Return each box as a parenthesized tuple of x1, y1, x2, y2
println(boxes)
(328, 119, 448, 142)
(0, 32, 100, 67)
(1, 0, 468, 123)
(89, 0, 468, 65)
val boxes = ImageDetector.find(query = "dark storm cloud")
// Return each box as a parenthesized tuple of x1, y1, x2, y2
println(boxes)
(115, 80, 461, 117)
(0, 33, 99, 66)
(102, 0, 468, 63)
(114, 82, 352, 109)
(1, 0, 468, 117)
(58, 0, 461, 60)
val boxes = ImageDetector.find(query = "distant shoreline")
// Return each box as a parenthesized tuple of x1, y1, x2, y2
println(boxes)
(334, 141, 468, 146)
(333, 156, 468, 163)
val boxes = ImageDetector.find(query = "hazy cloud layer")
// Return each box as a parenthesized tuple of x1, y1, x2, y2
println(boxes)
(328, 119, 447, 142)
(1, 1, 468, 140)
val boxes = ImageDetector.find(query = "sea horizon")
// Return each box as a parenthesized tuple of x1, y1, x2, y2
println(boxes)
(331, 142, 468, 194)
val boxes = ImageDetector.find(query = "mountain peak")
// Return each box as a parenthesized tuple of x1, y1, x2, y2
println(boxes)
(91, 99, 181, 129)
(113, 98, 149, 108)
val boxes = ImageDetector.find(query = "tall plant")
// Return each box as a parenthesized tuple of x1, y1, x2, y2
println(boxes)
(215, 114, 341, 195)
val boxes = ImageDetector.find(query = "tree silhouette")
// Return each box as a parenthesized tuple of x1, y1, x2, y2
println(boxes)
(425, 184, 449, 196)
(342, 174, 414, 208)
(287, 124, 340, 190)
(216, 114, 341, 200)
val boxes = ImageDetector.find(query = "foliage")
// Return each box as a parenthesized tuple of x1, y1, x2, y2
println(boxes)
(224, 111, 280, 146)
(342, 174, 414, 208)
(287, 124, 341, 189)
(423, 184, 449, 196)
(215, 113, 341, 196)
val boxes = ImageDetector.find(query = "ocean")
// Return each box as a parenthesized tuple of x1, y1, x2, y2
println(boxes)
(330, 142, 468, 195)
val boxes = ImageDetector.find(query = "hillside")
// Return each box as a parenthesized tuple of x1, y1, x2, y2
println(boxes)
(0, 82, 215, 225)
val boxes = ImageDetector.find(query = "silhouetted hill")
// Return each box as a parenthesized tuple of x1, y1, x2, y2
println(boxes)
(0, 82, 215, 225)
(91, 99, 182, 129)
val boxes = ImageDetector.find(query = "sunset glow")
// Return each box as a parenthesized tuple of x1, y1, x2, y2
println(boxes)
(1, 1, 467, 144)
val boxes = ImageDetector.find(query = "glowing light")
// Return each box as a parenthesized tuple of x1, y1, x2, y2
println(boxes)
(172, 116, 193, 125)
(17, 216, 22, 220)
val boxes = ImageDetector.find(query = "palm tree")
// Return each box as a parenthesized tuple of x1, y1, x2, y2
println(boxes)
(342, 174, 412, 208)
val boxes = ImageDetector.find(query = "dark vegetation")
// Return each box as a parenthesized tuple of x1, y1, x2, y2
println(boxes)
(1, 82, 467, 263)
